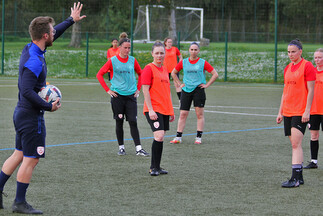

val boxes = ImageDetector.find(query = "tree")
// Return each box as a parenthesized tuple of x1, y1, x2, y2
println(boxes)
(68, 0, 111, 48)
(139, 0, 177, 43)
(167, 0, 177, 44)
(69, 22, 82, 48)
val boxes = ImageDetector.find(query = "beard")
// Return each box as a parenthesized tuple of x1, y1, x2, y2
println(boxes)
(45, 37, 53, 48)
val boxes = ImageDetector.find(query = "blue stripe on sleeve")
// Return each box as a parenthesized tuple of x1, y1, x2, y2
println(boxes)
(24, 56, 43, 78)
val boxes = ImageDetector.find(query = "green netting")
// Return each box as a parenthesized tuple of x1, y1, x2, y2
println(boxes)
(0, 0, 322, 43)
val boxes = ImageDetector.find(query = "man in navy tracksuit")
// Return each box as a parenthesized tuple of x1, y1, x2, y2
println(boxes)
(0, 2, 85, 214)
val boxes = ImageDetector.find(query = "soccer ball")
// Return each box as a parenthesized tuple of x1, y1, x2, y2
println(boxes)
(38, 85, 62, 104)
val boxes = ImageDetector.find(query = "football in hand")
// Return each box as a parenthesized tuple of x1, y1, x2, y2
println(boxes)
(38, 85, 62, 105)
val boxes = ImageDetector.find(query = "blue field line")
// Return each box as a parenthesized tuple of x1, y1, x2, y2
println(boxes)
(0, 126, 283, 151)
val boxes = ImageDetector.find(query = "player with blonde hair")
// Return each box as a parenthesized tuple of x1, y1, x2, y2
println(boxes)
(119, 32, 128, 39)
(142, 41, 175, 176)
(304, 48, 323, 169)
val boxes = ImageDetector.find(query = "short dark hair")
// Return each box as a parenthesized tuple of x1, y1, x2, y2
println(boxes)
(29, 16, 55, 41)
(152, 41, 165, 52)
(190, 41, 200, 49)
(288, 38, 302, 50)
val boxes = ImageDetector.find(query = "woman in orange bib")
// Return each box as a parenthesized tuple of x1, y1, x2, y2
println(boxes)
(106, 38, 120, 80)
(276, 39, 316, 188)
(164, 37, 183, 100)
(142, 41, 175, 176)
(304, 48, 323, 169)
(107, 38, 120, 60)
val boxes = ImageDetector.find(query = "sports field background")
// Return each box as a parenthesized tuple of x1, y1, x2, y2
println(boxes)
(0, 78, 323, 215)
(1, 41, 320, 83)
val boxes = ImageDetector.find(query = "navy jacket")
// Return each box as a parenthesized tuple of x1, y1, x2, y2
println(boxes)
(17, 17, 74, 112)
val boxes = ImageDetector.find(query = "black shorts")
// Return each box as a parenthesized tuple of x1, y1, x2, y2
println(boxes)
(283, 116, 308, 136)
(13, 107, 46, 158)
(180, 87, 206, 111)
(309, 115, 323, 131)
(145, 112, 170, 132)
(111, 93, 137, 122)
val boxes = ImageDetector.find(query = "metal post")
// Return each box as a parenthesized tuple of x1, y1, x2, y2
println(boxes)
(1, 0, 5, 75)
(274, 0, 278, 82)
(130, 0, 134, 56)
(85, 32, 89, 77)
(62, 8, 65, 39)
(254, 0, 257, 43)
(106, 1, 109, 41)
(146, 5, 150, 42)
(224, 32, 228, 81)
(200, 8, 204, 40)
(177, 32, 180, 50)
(221, 0, 224, 42)
(62, 8, 65, 22)
(14, 0, 17, 37)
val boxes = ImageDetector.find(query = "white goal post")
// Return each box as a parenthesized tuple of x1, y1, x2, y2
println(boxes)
(135, 5, 204, 43)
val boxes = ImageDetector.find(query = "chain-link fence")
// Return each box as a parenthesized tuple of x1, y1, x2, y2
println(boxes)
(0, 0, 321, 81)
(1, 0, 322, 43)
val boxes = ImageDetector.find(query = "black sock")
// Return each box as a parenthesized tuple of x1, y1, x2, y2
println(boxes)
(176, 132, 183, 137)
(177, 92, 181, 100)
(291, 167, 302, 180)
(151, 140, 163, 170)
(15, 182, 29, 203)
(115, 119, 124, 146)
(310, 140, 319, 160)
(0, 171, 10, 192)
(197, 131, 203, 138)
(129, 121, 141, 146)
(155, 141, 163, 169)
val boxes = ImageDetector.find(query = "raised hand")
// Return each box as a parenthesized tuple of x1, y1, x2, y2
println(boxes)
(70, 2, 86, 22)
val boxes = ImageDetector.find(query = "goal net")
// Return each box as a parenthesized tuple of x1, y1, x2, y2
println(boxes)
(134, 5, 204, 43)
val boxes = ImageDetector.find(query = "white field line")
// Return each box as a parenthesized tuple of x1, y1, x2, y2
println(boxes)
(170, 105, 277, 117)
(0, 98, 276, 117)
(206, 85, 283, 89)
(0, 98, 107, 104)
(199, 105, 277, 110)
(50, 83, 99, 86)
(0, 85, 16, 87)
(200, 110, 276, 117)
(0, 83, 99, 88)
(0, 81, 282, 90)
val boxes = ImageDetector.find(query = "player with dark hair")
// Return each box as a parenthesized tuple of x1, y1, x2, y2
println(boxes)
(276, 39, 316, 188)
(0, 2, 86, 214)
(97, 38, 149, 156)
(170, 42, 218, 145)
(106, 38, 120, 80)
(107, 38, 119, 60)
(304, 48, 323, 169)
(163, 37, 183, 100)
(142, 41, 175, 176)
